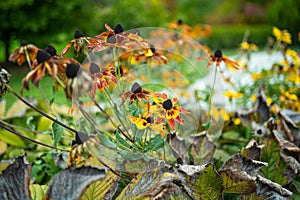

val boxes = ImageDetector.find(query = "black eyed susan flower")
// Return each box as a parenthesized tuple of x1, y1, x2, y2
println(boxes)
(61, 30, 98, 56)
(152, 95, 189, 130)
(87, 62, 117, 94)
(119, 82, 153, 107)
(198, 48, 239, 69)
(9, 40, 39, 66)
(0, 68, 10, 97)
(22, 50, 54, 90)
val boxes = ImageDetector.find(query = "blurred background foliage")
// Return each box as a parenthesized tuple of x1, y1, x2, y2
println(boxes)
(0, 0, 299, 62)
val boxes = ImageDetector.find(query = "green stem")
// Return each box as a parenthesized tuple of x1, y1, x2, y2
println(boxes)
(206, 66, 218, 129)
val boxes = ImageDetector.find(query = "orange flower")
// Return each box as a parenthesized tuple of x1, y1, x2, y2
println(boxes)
(119, 82, 153, 107)
(198, 49, 239, 69)
(61, 30, 99, 56)
(152, 95, 189, 130)
(9, 40, 39, 66)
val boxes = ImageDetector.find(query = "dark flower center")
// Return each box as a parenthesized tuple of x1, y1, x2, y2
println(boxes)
(214, 49, 223, 58)
(131, 82, 142, 93)
(66, 63, 80, 78)
(163, 99, 173, 110)
(146, 116, 154, 124)
(74, 30, 84, 39)
(177, 19, 183, 25)
(36, 50, 51, 64)
(107, 33, 116, 44)
(150, 44, 156, 54)
(44, 44, 57, 56)
(21, 40, 28, 46)
(89, 62, 100, 74)
(114, 24, 124, 34)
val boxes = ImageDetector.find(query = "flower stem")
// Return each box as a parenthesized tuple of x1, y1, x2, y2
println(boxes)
(6, 84, 78, 135)
(206, 66, 218, 129)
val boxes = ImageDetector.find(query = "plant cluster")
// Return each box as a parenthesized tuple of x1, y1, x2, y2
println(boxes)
(0, 21, 299, 199)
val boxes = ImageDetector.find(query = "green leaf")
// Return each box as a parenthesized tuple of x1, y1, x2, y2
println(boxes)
(30, 184, 47, 200)
(143, 134, 164, 152)
(80, 170, 119, 200)
(26, 116, 36, 130)
(51, 122, 64, 147)
(219, 169, 256, 194)
(49, 86, 56, 105)
(179, 163, 222, 200)
(0, 128, 26, 148)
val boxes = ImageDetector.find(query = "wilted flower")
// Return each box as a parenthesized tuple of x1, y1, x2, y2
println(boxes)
(0, 68, 10, 97)
(61, 30, 98, 56)
(119, 82, 153, 107)
(64, 63, 93, 100)
(9, 40, 39, 66)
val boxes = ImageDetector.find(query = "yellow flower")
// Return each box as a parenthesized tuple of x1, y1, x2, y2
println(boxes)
(286, 49, 300, 67)
(211, 107, 230, 122)
(240, 42, 258, 51)
(233, 118, 241, 125)
(224, 90, 243, 99)
(251, 73, 263, 80)
(273, 27, 292, 44)
(251, 95, 256, 102)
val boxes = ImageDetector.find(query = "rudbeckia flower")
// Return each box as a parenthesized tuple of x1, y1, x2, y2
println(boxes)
(224, 90, 243, 100)
(152, 96, 189, 130)
(273, 27, 292, 45)
(61, 30, 98, 56)
(197, 49, 239, 69)
(88, 62, 117, 94)
(9, 40, 39, 66)
(119, 82, 153, 107)
(240, 42, 258, 52)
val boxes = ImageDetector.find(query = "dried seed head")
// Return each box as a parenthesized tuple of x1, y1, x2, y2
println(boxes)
(66, 63, 80, 78)
(163, 99, 173, 110)
(89, 62, 100, 74)
(131, 82, 142, 93)
(74, 30, 84, 39)
(21, 40, 28, 46)
(150, 44, 156, 54)
(114, 24, 124, 34)
(36, 50, 51, 64)
(44, 44, 57, 56)
(214, 49, 223, 58)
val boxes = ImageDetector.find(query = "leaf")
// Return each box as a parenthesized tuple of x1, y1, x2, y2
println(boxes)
(0, 99, 5, 118)
(0, 162, 9, 175)
(5, 99, 34, 119)
(0, 140, 7, 155)
(51, 122, 64, 147)
(189, 131, 216, 165)
(278, 111, 300, 146)
(179, 163, 222, 200)
(254, 87, 270, 123)
(44, 166, 107, 200)
(143, 134, 164, 152)
(26, 116, 36, 130)
(256, 175, 292, 198)
(220, 154, 268, 176)
(37, 116, 53, 132)
(219, 169, 256, 194)
(116, 166, 191, 199)
(30, 184, 47, 200)
(240, 139, 264, 160)
(0, 128, 26, 148)
(0, 155, 31, 200)
(49, 86, 56, 105)
(167, 131, 189, 164)
(80, 170, 119, 200)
